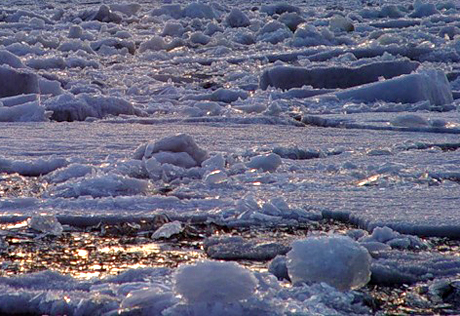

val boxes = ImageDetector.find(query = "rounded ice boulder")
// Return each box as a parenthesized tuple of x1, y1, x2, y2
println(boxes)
(329, 15, 354, 32)
(174, 260, 258, 303)
(286, 235, 371, 291)
(247, 153, 282, 172)
(225, 8, 251, 28)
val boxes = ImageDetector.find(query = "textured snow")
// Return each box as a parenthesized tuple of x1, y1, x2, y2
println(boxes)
(0, 120, 459, 235)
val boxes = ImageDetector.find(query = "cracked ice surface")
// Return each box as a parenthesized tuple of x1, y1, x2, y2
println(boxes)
(1, 121, 459, 236)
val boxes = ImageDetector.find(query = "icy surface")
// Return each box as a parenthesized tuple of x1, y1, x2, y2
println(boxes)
(204, 236, 290, 260)
(0, 121, 460, 236)
(371, 250, 460, 285)
(1, 0, 460, 313)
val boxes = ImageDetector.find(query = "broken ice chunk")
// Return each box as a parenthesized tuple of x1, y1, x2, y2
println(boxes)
(204, 170, 227, 185)
(329, 15, 354, 32)
(0, 50, 25, 69)
(202, 153, 225, 171)
(151, 221, 183, 239)
(335, 70, 453, 106)
(28, 215, 63, 236)
(360, 226, 427, 250)
(150, 151, 197, 169)
(110, 3, 141, 17)
(225, 8, 250, 28)
(0, 101, 47, 122)
(134, 134, 208, 168)
(387, 238, 411, 249)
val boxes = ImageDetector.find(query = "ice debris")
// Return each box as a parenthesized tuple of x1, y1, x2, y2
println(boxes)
(269, 255, 290, 281)
(0, 50, 25, 68)
(225, 8, 251, 28)
(390, 114, 429, 128)
(329, 15, 355, 32)
(44, 164, 95, 184)
(0, 101, 47, 122)
(359, 226, 427, 250)
(81, 5, 122, 24)
(204, 170, 227, 185)
(371, 251, 460, 285)
(109, 3, 141, 17)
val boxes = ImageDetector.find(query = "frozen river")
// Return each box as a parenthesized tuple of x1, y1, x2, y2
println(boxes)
(1, 0, 460, 314)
